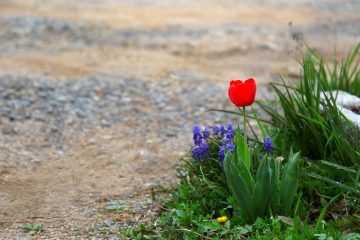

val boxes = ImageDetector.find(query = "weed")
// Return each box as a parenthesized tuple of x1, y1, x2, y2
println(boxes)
(19, 223, 44, 235)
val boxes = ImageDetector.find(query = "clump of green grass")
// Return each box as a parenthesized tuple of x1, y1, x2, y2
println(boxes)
(255, 44, 360, 230)
(256, 44, 360, 201)
(19, 223, 44, 235)
(122, 182, 357, 239)
(308, 42, 360, 97)
(257, 66, 359, 166)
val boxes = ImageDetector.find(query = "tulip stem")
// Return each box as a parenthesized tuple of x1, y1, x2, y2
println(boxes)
(243, 106, 247, 145)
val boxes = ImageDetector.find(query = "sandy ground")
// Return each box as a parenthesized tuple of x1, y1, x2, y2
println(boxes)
(0, 0, 359, 239)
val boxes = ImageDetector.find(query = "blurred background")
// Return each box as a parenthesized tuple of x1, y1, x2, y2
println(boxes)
(1, 0, 359, 81)
(0, 0, 359, 238)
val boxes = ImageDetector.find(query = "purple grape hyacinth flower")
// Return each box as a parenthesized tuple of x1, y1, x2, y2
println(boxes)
(218, 145, 225, 164)
(226, 123, 235, 140)
(218, 139, 234, 166)
(192, 125, 202, 145)
(203, 127, 211, 140)
(220, 125, 226, 137)
(225, 141, 235, 153)
(192, 140, 210, 162)
(213, 125, 220, 136)
(264, 136, 274, 153)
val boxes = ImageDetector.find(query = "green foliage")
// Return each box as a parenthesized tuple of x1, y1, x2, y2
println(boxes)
(257, 43, 360, 166)
(279, 151, 300, 215)
(224, 129, 301, 223)
(306, 42, 360, 97)
(256, 44, 360, 201)
(124, 208, 355, 240)
(119, 136, 357, 239)
(19, 223, 44, 235)
(121, 150, 239, 239)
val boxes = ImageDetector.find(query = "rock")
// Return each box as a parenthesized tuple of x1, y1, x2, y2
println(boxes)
(100, 119, 111, 128)
(320, 91, 360, 128)
(132, 205, 143, 213)
(76, 110, 87, 118)
(103, 220, 114, 227)
(109, 237, 120, 240)
(329, 91, 360, 107)
(2, 126, 18, 135)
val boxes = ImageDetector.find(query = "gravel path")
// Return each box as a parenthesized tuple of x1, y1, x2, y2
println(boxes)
(0, 0, 359, 239)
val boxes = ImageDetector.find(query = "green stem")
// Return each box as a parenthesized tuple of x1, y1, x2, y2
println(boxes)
(243, 106, 247, 145)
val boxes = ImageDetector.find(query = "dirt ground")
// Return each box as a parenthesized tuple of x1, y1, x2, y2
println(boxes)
(0, 0, 359, 239)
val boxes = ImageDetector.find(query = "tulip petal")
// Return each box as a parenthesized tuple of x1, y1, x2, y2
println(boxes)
(228, 78, 256, 107)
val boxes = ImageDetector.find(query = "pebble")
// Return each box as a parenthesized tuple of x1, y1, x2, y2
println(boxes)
(132, 205, 143, 213)
(2, 126, 18, 135)
(109, 237, 120, 240)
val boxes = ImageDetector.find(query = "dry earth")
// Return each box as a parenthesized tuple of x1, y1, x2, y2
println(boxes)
(0, 0, 359, 239)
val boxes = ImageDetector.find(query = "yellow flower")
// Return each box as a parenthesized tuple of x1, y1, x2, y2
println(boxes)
(216, 216, 228, 223)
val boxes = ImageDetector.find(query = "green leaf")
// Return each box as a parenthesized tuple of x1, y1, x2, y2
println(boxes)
(304, 172, 360, 195)
(235, 128, 251, 170)
(176, 210, 184, 218)
(280, 151, 300, 216)
(253, 157, 273, 218)
(230, 149, 255, 192)
(315, 194, 341, 230)
(278, 216, 294, 226)
(318, 160, 357, 174)
(224, 152, 256, 222)
(270, 156, 281, 211)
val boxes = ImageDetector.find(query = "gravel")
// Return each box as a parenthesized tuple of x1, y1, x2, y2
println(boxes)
(0, 72, 248, 167)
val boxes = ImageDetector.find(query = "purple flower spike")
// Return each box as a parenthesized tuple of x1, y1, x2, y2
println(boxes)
(202, 127, 211, 140)
(192, 140, 210, 162)
(218, 140, 235, 166)
(193, 125, 202, 145)
(220, 125, 226, 137)
(226, 123, 235, 140)
(264, 136, 274, 153)
(213, 125, 220, 136)
(218, 145, 225, 165)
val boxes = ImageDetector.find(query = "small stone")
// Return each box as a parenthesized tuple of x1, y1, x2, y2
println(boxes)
(51, 125, 59, 132)
(24, 111, 32, 119)
(56, 95, 68, 103)
(38, 91, 48, 98)
(121, 97, 131, 103)
(109, 237, 120, 240)
(41, 143, 52, 148)
(100, 119, 111, 127)
(32, 159, 43, 164)
(132, 205, 142, 213)
(103, 220, 114, 227)
(2, 126, 17, 135)
(76, 110, 87, 118)
(44, 105, 54, 114)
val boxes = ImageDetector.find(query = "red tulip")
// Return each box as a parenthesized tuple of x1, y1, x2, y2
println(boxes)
(228, 78, 256, 107)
